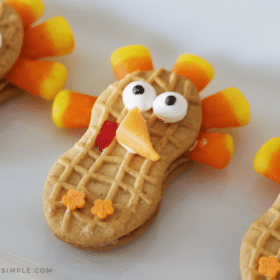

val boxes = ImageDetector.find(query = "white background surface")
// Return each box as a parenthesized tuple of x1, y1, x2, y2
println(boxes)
(1, 0, 280, 279)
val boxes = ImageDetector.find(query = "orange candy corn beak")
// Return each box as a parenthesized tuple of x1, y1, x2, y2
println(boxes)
(253, 137, 280, 184)
(116, 107, 160, 161)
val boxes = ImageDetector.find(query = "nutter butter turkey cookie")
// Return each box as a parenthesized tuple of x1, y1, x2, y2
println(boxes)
(43, 45, 250, 250)
(0, 0, 75, 103)
(240, 138, 280, 280)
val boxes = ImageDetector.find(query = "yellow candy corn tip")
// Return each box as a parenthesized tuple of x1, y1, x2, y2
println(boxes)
(222, 87, 250, 126)
(46, 16, 75, 55)
(253, 137, 280, 174)
(225, 134, 234, 158)
(22, 0, 44, 21)
(176, 54, 214, 80)
(40, 63, 67, 101)
(110, 45, 151, 67)
(52, 90, 70, 127)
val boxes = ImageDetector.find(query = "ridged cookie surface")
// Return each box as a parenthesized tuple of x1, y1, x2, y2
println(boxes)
(0, 1, 23, 78)
(43, 68, 202, 249)
(240, 194, 280, 280)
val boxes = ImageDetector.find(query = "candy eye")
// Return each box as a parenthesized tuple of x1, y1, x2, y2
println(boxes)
(152, 92, 188, 123)
(122, 81, 156, 111)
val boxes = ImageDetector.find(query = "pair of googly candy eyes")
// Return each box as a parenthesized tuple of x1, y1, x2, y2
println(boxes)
(122, 81, 188, 123)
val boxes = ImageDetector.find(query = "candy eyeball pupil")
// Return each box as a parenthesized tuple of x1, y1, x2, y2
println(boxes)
(123, 81, 156, 111)
(165, 95, 176, 106)
(152, 91, 188, 123)
(133, 85, 145, 95)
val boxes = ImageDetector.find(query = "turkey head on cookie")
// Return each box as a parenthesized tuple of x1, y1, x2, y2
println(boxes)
(43, 45, 249, 250)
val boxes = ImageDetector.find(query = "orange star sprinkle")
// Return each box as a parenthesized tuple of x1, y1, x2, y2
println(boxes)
(62, 189, 85, 211)
(91, 199, 114, 220)
(258, 256, 280, 278)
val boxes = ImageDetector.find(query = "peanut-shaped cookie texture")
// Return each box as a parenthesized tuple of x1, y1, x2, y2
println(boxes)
(43, 45, 250, 250)
(240, 138, 280, 280)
